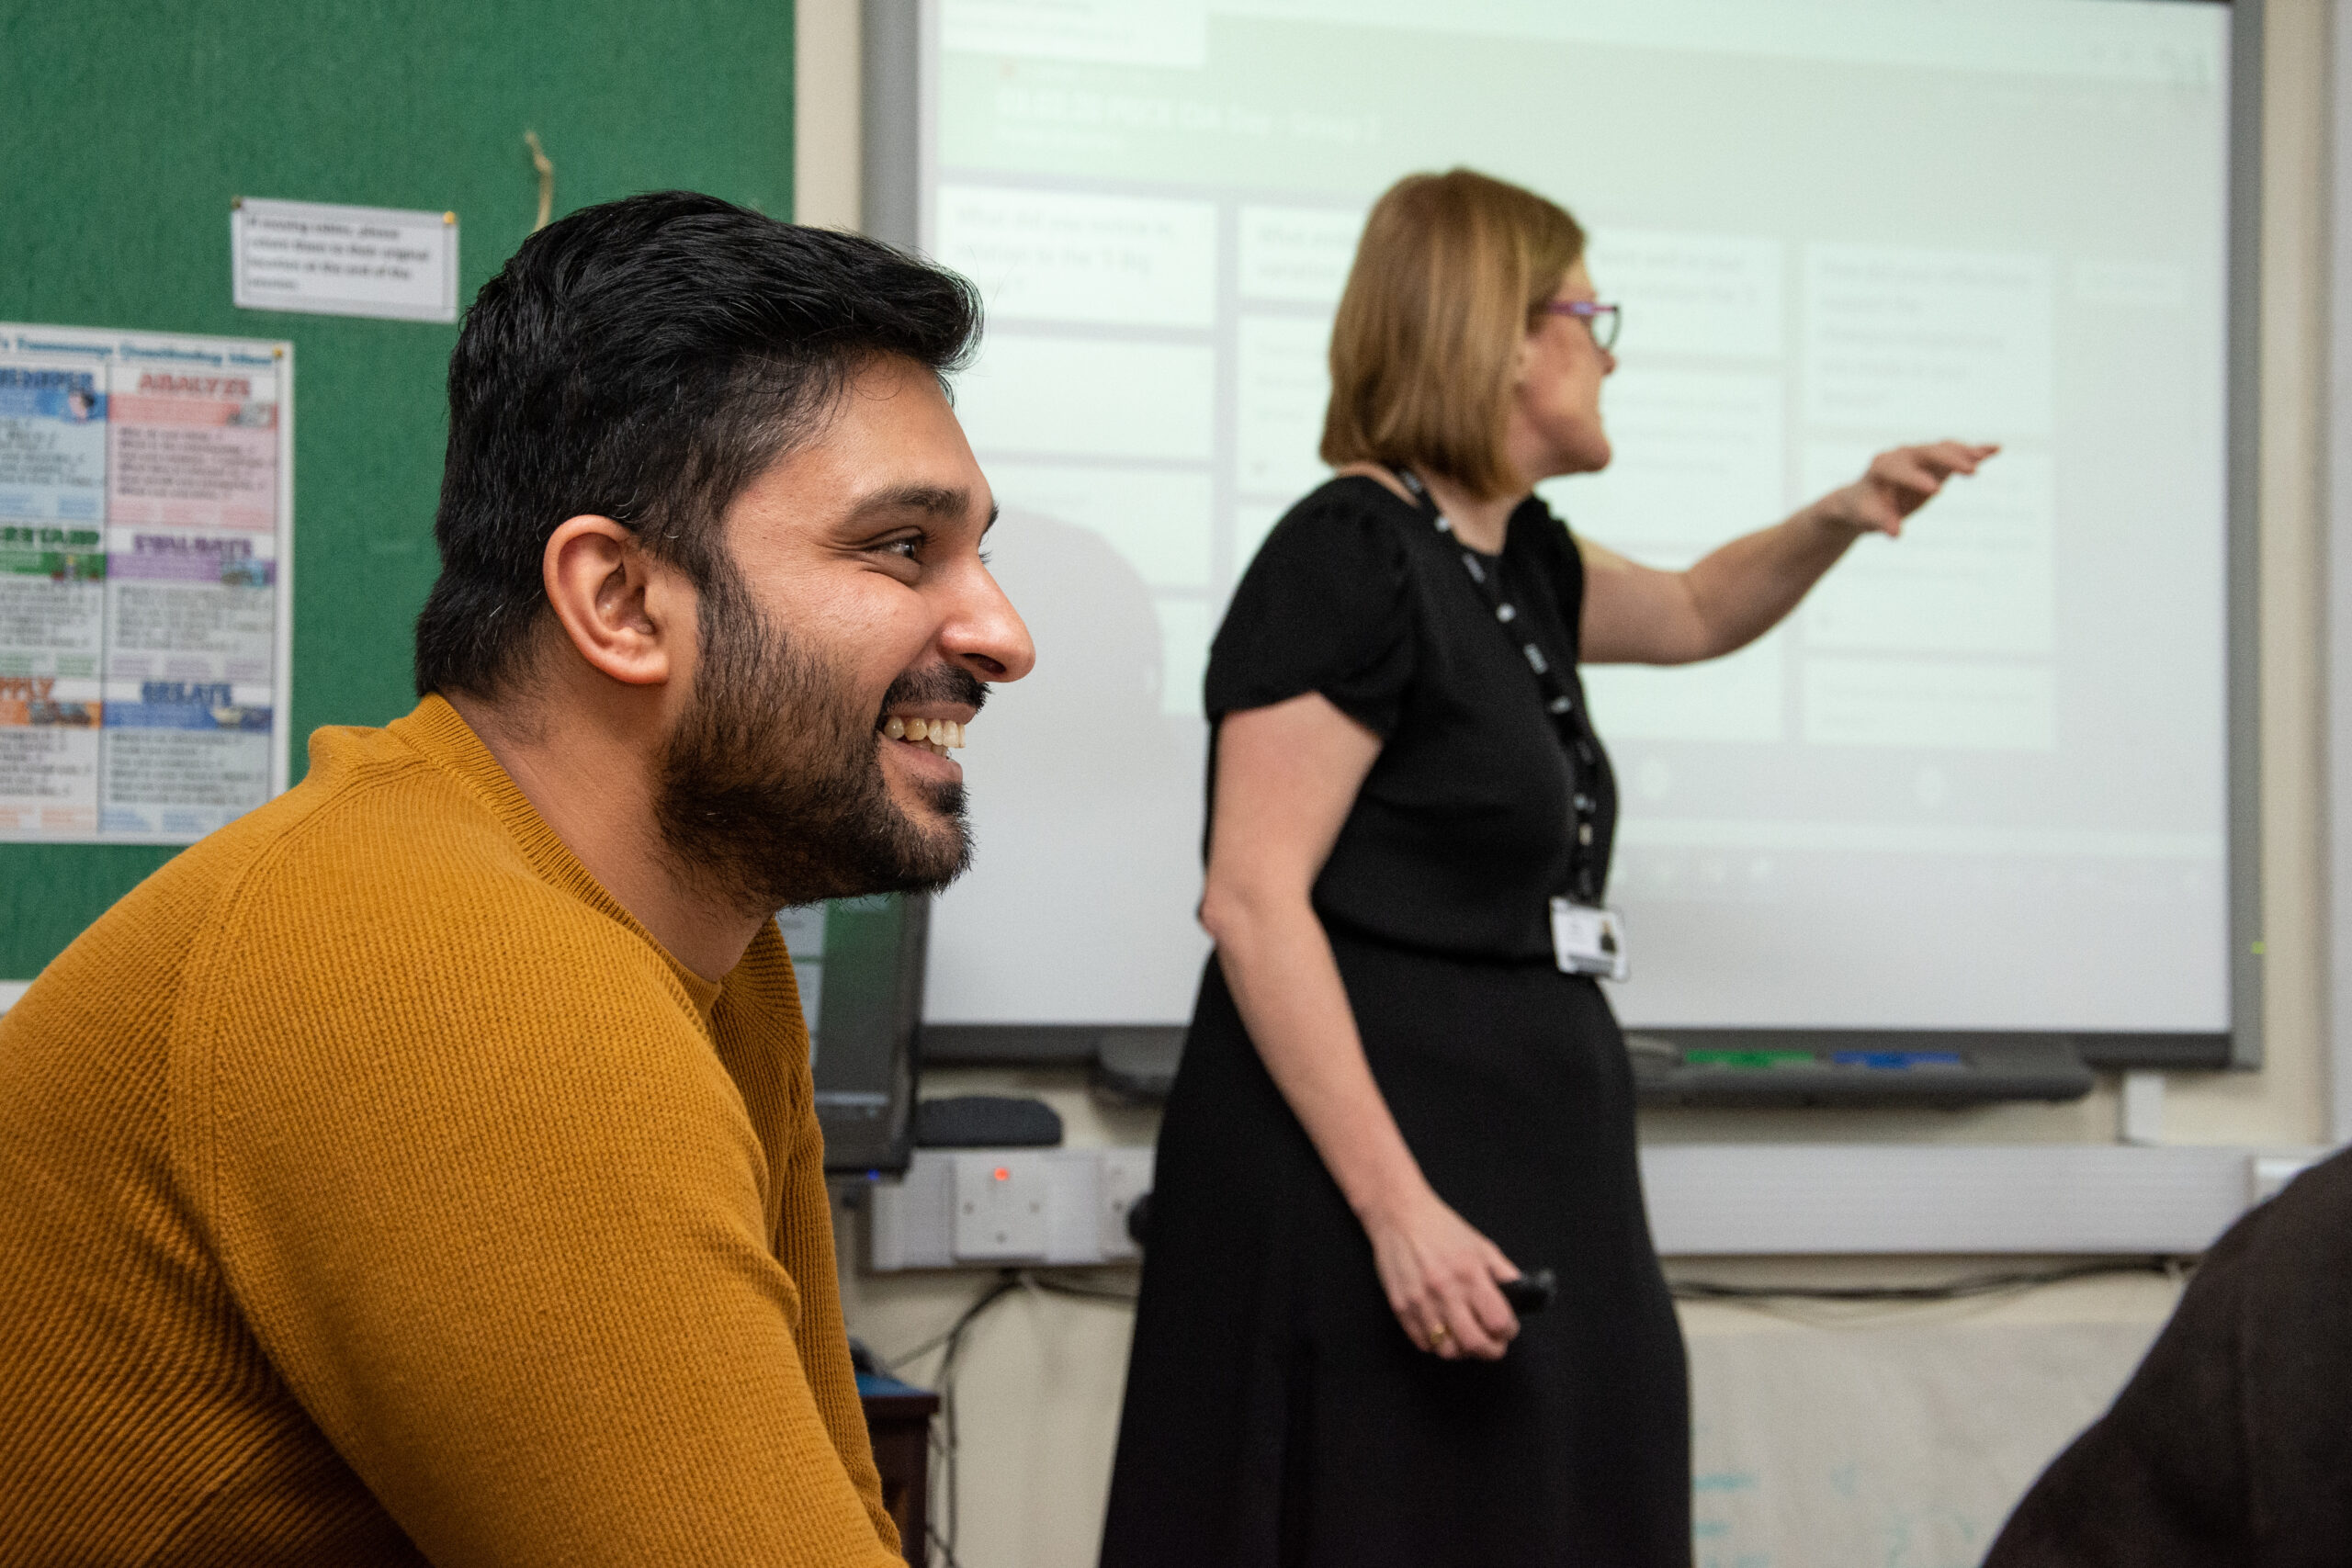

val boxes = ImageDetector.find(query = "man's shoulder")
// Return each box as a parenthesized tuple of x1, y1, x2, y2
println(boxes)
(7, 721, 457, 1043)
(173, 730, 734, 1156)
(234, 727, 537, 913)
(182, 718, 593, 953)
(209, 730, 688, 1018)
(39, 715, 689, 1056)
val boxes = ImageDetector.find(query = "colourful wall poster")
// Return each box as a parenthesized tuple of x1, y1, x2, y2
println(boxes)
(0, 324, 291, 843)
(0, 356, 107, 523)
(107, 361, 278, 532)
(104, 532, 277, 683)
(0, 522, 106, 680)
(99, 680, 273, 838)
(0, 675, 100, 837)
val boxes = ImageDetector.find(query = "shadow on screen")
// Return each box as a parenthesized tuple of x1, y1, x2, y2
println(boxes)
(930, 506, 1211, 1021)
(973, 508, 1188, 791)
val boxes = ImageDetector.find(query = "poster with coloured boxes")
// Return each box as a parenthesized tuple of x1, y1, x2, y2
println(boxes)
(0, 323, 292, 842)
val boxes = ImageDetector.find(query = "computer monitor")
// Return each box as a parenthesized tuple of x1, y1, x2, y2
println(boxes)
(776, 894, 928, 1175)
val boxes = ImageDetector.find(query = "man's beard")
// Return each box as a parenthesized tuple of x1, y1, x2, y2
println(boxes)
(652, 566, 984, 917)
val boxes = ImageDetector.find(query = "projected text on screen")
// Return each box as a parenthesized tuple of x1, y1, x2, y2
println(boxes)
(920, 0, 2232, 1034)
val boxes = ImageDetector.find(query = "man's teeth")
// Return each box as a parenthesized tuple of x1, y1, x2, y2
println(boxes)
(882, 716, 966, 755)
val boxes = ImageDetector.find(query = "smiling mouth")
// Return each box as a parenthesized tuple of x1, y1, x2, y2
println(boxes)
(881, 715, 966, 757)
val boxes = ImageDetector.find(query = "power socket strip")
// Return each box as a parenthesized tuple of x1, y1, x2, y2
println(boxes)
(869, 1145, 1155, 1270)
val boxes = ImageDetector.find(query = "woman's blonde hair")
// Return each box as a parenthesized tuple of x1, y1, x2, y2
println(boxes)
(1319, 168, 1586, 501)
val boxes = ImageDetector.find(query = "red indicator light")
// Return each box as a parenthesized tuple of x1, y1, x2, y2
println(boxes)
(993, 1167, 1011, 1182)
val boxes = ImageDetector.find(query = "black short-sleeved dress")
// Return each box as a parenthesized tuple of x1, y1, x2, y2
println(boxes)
(1098, 477, 1690, 1568)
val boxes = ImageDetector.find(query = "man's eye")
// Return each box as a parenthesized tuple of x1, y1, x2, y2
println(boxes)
(879, 536, 922, 561)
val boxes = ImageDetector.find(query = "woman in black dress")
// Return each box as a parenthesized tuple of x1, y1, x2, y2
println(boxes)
(1098, 168, 1992, 1568)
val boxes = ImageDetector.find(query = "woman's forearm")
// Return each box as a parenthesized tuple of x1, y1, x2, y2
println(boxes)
(1679, 502, 1861, 659)
(1584, 443, 1991, 666)
(1204, 886, 1431, 1228)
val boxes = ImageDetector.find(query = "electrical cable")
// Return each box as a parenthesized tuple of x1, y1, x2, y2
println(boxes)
(1021, 1270, 1140, 1304)
(1668, 1257, 2183, 1303)
(522, 131, 554, 231)
(880, 1269, 1137, 1567)
(884, 1272, 1022, 1568)
(937, 1276, 1017, 1563)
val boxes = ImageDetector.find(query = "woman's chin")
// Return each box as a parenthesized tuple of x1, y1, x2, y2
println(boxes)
(1543, 441, 1611, 481)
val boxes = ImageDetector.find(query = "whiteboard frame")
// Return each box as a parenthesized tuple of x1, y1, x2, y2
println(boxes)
(2226, 0, 2267, 1072)
(882, 0, 2264, 1072)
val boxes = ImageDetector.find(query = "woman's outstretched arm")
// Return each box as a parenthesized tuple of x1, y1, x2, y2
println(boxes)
(1578, 439, 1998, 665)
(1201, 692, 1522, 1361)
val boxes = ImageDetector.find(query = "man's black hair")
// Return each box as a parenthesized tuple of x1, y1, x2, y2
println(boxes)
(413, 190, 982, 699)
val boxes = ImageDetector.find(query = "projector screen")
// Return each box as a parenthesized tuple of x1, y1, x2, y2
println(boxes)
(900, 0, 2244, 1046)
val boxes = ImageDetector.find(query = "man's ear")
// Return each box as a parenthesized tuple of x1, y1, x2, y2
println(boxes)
(541, 515, 687, 687)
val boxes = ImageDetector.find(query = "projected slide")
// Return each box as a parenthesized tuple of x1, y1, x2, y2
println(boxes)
(921, 0, 2231, 1034)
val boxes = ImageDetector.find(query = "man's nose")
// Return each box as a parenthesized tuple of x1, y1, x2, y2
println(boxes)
(947, 568, 1035, 683)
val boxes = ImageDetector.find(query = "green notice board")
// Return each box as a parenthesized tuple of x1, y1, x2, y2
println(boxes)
(0, 1, 796, 979)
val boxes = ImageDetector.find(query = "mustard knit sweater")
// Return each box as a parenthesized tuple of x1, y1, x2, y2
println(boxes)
(0, 697, 903, 1566)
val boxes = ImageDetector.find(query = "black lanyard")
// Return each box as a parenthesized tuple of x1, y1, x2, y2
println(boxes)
(1395, 468, 1609, 904)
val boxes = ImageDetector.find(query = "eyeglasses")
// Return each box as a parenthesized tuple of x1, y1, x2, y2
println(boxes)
(1538, 299, 1621, 352)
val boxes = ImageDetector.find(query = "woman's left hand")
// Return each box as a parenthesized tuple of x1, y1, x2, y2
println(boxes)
(1817, 441, 2000, 538)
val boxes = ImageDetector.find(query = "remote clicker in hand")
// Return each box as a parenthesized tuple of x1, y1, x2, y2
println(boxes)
(1500, 1269, 1556, 1316)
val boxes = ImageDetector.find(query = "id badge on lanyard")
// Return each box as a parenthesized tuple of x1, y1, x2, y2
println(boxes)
(1550, 898, 1630, 981)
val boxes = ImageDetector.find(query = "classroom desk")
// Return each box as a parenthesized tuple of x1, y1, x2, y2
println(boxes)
(856, 1372, 940, 1565)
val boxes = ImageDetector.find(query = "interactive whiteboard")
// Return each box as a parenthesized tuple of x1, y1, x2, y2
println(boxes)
(888, 0, 2249, 1059)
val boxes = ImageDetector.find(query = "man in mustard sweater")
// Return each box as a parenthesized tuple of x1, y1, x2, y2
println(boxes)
(0, 192, 1032, 1564)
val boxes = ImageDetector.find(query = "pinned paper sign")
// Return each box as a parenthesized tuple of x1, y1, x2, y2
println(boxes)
(232, 198, 458, 323)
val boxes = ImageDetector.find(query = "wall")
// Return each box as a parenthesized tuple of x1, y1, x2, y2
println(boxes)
(834, 1077, 2201, 1568)
(0, 0, 797, 981)
(805, 1, 2338, 1564)
(2328, 0, 2352, 1146)
(16, 0, 2285, 1560)
(796, 0, 865, 231)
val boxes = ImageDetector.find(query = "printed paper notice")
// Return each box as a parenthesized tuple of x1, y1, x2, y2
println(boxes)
(0, 323, 293, 843)
(232, 198, 458, 323)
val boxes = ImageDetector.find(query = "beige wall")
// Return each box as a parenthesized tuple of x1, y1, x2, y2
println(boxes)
(794, 0, 862, 231)
(833, 1081, 2200, 1568)
(805, 2, 2335, 1562)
